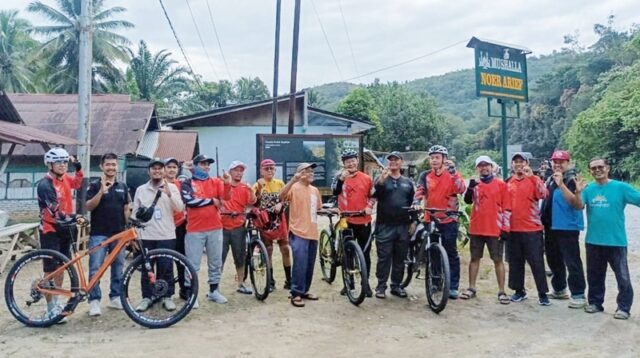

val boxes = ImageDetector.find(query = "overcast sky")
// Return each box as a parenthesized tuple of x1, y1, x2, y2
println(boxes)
(6, 0, 640, 90)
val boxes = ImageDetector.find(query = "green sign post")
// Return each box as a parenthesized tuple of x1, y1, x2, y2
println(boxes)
(467, 37, 531, 179)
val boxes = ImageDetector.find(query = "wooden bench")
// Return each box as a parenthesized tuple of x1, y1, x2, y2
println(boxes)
(0, 223, 40, 276)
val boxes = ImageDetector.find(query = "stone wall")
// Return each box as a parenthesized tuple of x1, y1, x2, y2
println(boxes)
(0, 200, 39, 223)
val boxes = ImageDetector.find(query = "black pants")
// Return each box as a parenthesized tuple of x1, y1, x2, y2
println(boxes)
(507, 231, 549, 296)
(374, 223, 409, 290)
(586, 244, 634, 313)
(435, 222, 460, 291)
(141, 239, 176, 299)
(544, 227, 586, 297)
(175, 222, 187, 293)
(347, 222, 372, 279)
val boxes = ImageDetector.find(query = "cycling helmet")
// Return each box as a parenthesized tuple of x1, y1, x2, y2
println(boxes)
(44, 147, 70, 165)
(341, 149, 358, 161)
(428, 145, 448, 157)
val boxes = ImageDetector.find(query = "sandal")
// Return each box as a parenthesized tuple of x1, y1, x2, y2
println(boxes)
(302, 293, 319, 301)
(498, 292, 511, 305)
(459, 288, 477, 300)
(290, 296, 305, 307)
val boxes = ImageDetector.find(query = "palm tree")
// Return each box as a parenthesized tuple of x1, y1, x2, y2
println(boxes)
(27, 0, 134, 93)
(0, 10, 38, 92)
(233, 76, 270, 103)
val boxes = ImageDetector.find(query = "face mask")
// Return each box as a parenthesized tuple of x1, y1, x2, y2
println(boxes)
(480, 174, 494, 183)
(192, 165, 209, 180)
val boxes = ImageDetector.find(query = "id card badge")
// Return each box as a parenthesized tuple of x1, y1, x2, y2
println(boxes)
(154, 207, 162, 221)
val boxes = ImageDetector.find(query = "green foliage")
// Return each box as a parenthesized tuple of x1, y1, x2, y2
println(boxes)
(233, 76, 269, 103)
(0, 10, 38, 92)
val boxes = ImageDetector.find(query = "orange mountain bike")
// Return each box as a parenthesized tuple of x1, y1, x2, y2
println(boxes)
(4, 217, 198, 329)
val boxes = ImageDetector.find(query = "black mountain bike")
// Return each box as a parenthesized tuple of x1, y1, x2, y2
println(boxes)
(317, 206, 370, 306)
(221, 211, 272, 301)
(401, 207, 461, 313)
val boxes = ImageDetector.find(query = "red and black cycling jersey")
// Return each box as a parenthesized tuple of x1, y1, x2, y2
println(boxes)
(37, 171, 84, 234)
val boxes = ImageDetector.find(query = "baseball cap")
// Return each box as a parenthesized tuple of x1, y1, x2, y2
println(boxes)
(192, 154, 214, 164)
(511, 152, 529, 162)
(296, 162, 317, 172)
(228, 160, 247, 171)
(475, 155, 495, 167)
(164, 157, 179, 166)
(260, 158, 276, 167)
(386, 151, 403, 160)
(148, 157, 165, 168)
(551, 150, 570, 161)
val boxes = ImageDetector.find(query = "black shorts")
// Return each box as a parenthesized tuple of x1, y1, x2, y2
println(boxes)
(40, 230, 72, 272)
(470, 235, 504, 261)
(223, 227, 247, 269)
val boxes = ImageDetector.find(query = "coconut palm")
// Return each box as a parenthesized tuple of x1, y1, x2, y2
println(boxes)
(0, 10, 38, 92)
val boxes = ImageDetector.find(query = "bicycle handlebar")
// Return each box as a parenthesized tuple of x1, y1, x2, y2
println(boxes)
(401, 207, 463, 217)
(220, 210, 254, 219)
(316, 209, 366, 218)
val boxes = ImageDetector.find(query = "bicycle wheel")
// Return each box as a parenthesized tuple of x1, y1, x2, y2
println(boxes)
(341, 240, 368, 306)
(121, 249, 198, 329)
(4, 249, 79, 328)
(318, 230, 336, 283)
(248, 238, 271, 301)
(401, 241, 418, 288)
(425, 243, 450, 313)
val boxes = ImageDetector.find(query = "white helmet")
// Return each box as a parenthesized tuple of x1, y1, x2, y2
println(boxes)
(44, 147, 70, 165)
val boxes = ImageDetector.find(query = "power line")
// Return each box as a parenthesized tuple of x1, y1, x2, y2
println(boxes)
(309, 0, 343, 80)
(158, 0, 202, 86)
(344, 39, 468, 82)
(337, 0, 358, 75)
(205, 0, 233, 81)
(184, 0, 220, 81)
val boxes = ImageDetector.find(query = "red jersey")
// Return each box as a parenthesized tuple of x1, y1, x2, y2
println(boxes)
(415, 170, 466, 224)
(336, 172, 374, 225)
(222, 183, 254, 230)
(507, 175, 547, 232)
(181, 177, 231, 232)
(171, 180, 186, 227)
(37, 171, 84, 234)
(469, 178, 511, 237)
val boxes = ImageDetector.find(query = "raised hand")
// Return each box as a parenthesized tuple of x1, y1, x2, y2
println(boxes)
(575, 174, 588, 192)
(552, 171, 564, 187)
(222, 169, 231, 184)
(523, 166, 533, 177)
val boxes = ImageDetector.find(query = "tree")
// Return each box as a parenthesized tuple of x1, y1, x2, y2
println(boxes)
(336, 87, 382, 145)
(0, 10, 38, 92)
(233, 76, 269, 103)
(27, 0, 134, 93)
(307, 89, 326, 107)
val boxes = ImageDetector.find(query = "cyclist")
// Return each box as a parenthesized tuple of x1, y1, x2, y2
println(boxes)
(414, 145, 466, 299)
(253, 159, 292, 291)
(331, 149, 375, 297)
(86, 153, 131, 316)
(164, 157, 189, 300)
(541, 150, 587, 308)
(221, 161, 257, 295)
(461, 155, 511, 304)
(505, 153, 550, 306)
(131, 158, 184, 312)
(280, 163, 323, 307)
(181, 154, 232, 306)
(372, 152, 417, 299)
(572, 158, 640, 319)
(36, 147, 84, 322)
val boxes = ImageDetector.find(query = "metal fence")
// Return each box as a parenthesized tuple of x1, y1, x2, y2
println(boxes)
(1, 171, 125, 200)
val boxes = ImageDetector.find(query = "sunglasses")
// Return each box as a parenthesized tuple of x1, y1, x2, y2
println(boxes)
(589, 165, 606, 171)
(262, 167, 276, 171)
(53, 161, 69, 166)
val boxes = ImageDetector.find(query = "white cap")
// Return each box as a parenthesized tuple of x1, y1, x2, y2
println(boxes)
(228, 160, 247, 171)
(475, 155, 495, 167)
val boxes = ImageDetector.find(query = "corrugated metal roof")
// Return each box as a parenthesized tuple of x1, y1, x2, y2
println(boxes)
(137, 131, 159, 159)
(0, 120, 79, 146)
(154, 131, 198, 162)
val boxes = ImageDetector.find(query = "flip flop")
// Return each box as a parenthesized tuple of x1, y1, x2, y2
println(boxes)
(498, 292, 511, 305)
(459, 288, 477, 300)
(302, 293, 319, 300)
(291, 296, 305, 307)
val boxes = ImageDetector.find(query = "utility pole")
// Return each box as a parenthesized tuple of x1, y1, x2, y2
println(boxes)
(287, 0, 302, 134)
(77, 0, 92, 214)
(271, 0, 282, 134)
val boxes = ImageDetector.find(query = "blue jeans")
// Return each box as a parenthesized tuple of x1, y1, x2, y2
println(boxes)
(586, 243, 634, 313)
(88, 235, 125, 301)
(289, 233, 318, 297)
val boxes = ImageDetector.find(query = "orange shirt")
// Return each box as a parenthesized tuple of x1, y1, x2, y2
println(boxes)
(337, 172, 373, 225)
(416, 170, 466, 224)
(182, 177, 230, 233)
(222, 184, 254, 230)
(285, 182, 322, 240)
(469, 178, 511, 237)
(507, 175, 547, 232)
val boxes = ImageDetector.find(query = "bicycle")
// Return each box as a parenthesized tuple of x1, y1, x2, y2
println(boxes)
(4, 217, 198, 329)
(401, 207, 462, 313)
(221, 210, 272, 301)
(317, 204, 370, 306)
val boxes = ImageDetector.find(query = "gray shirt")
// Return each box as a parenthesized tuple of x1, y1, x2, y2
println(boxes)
(132, 181, 184, 241)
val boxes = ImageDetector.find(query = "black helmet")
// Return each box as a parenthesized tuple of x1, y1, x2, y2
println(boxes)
(341, 149, 358, 161)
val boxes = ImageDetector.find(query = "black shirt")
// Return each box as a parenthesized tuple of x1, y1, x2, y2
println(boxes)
(373, 175, 415, 225)
(87, 179, 130, 236)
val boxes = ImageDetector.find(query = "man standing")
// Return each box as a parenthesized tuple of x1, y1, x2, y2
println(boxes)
(461, 155, 511, 304)
(164, 157, 189, 300)
(253, 159, 292, 291)
(132, 158, 184, 311)
(372, 152, 416, 299)
(86, 153, 131, 316)
(572, 158, 640, 319)
(505, 153, 550, 306)
(280, 163, 323, 308)
(221, 161, 257, 295)
(414, 145, 466, 299)
(331, 150, 375, 297)
(181, 154, 231, 306)
(541, 150, 587, 308)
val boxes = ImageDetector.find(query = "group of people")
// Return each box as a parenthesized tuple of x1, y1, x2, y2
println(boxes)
(35, 143, 639, 321)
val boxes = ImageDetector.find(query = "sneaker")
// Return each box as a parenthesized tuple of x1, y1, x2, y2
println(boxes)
(179, 289, 190, 300)
(449, 289, 459, 300)
(136, 298, 153, 312)
(548, 289, 570, 299)
(108, 297, 123, 310)
(538, 296, 551, 306)
(614, 310, 630, 320)
(390, 287, 408, 298)
(568, 297, 587, 309)
(283, 281, 291, 290)
(207, 289, 228, 304)
(163, 297, 177, 311)
(584, 304, 604, 313)
(375, 288, 386, 299)
(192, 299, 199, 310)
(236, 283, 253, 295)
(510, 291, 528, 302)
(340, 286, 347, 296)
(46, 308, 68, 324)
(89, 300, 102, 316)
